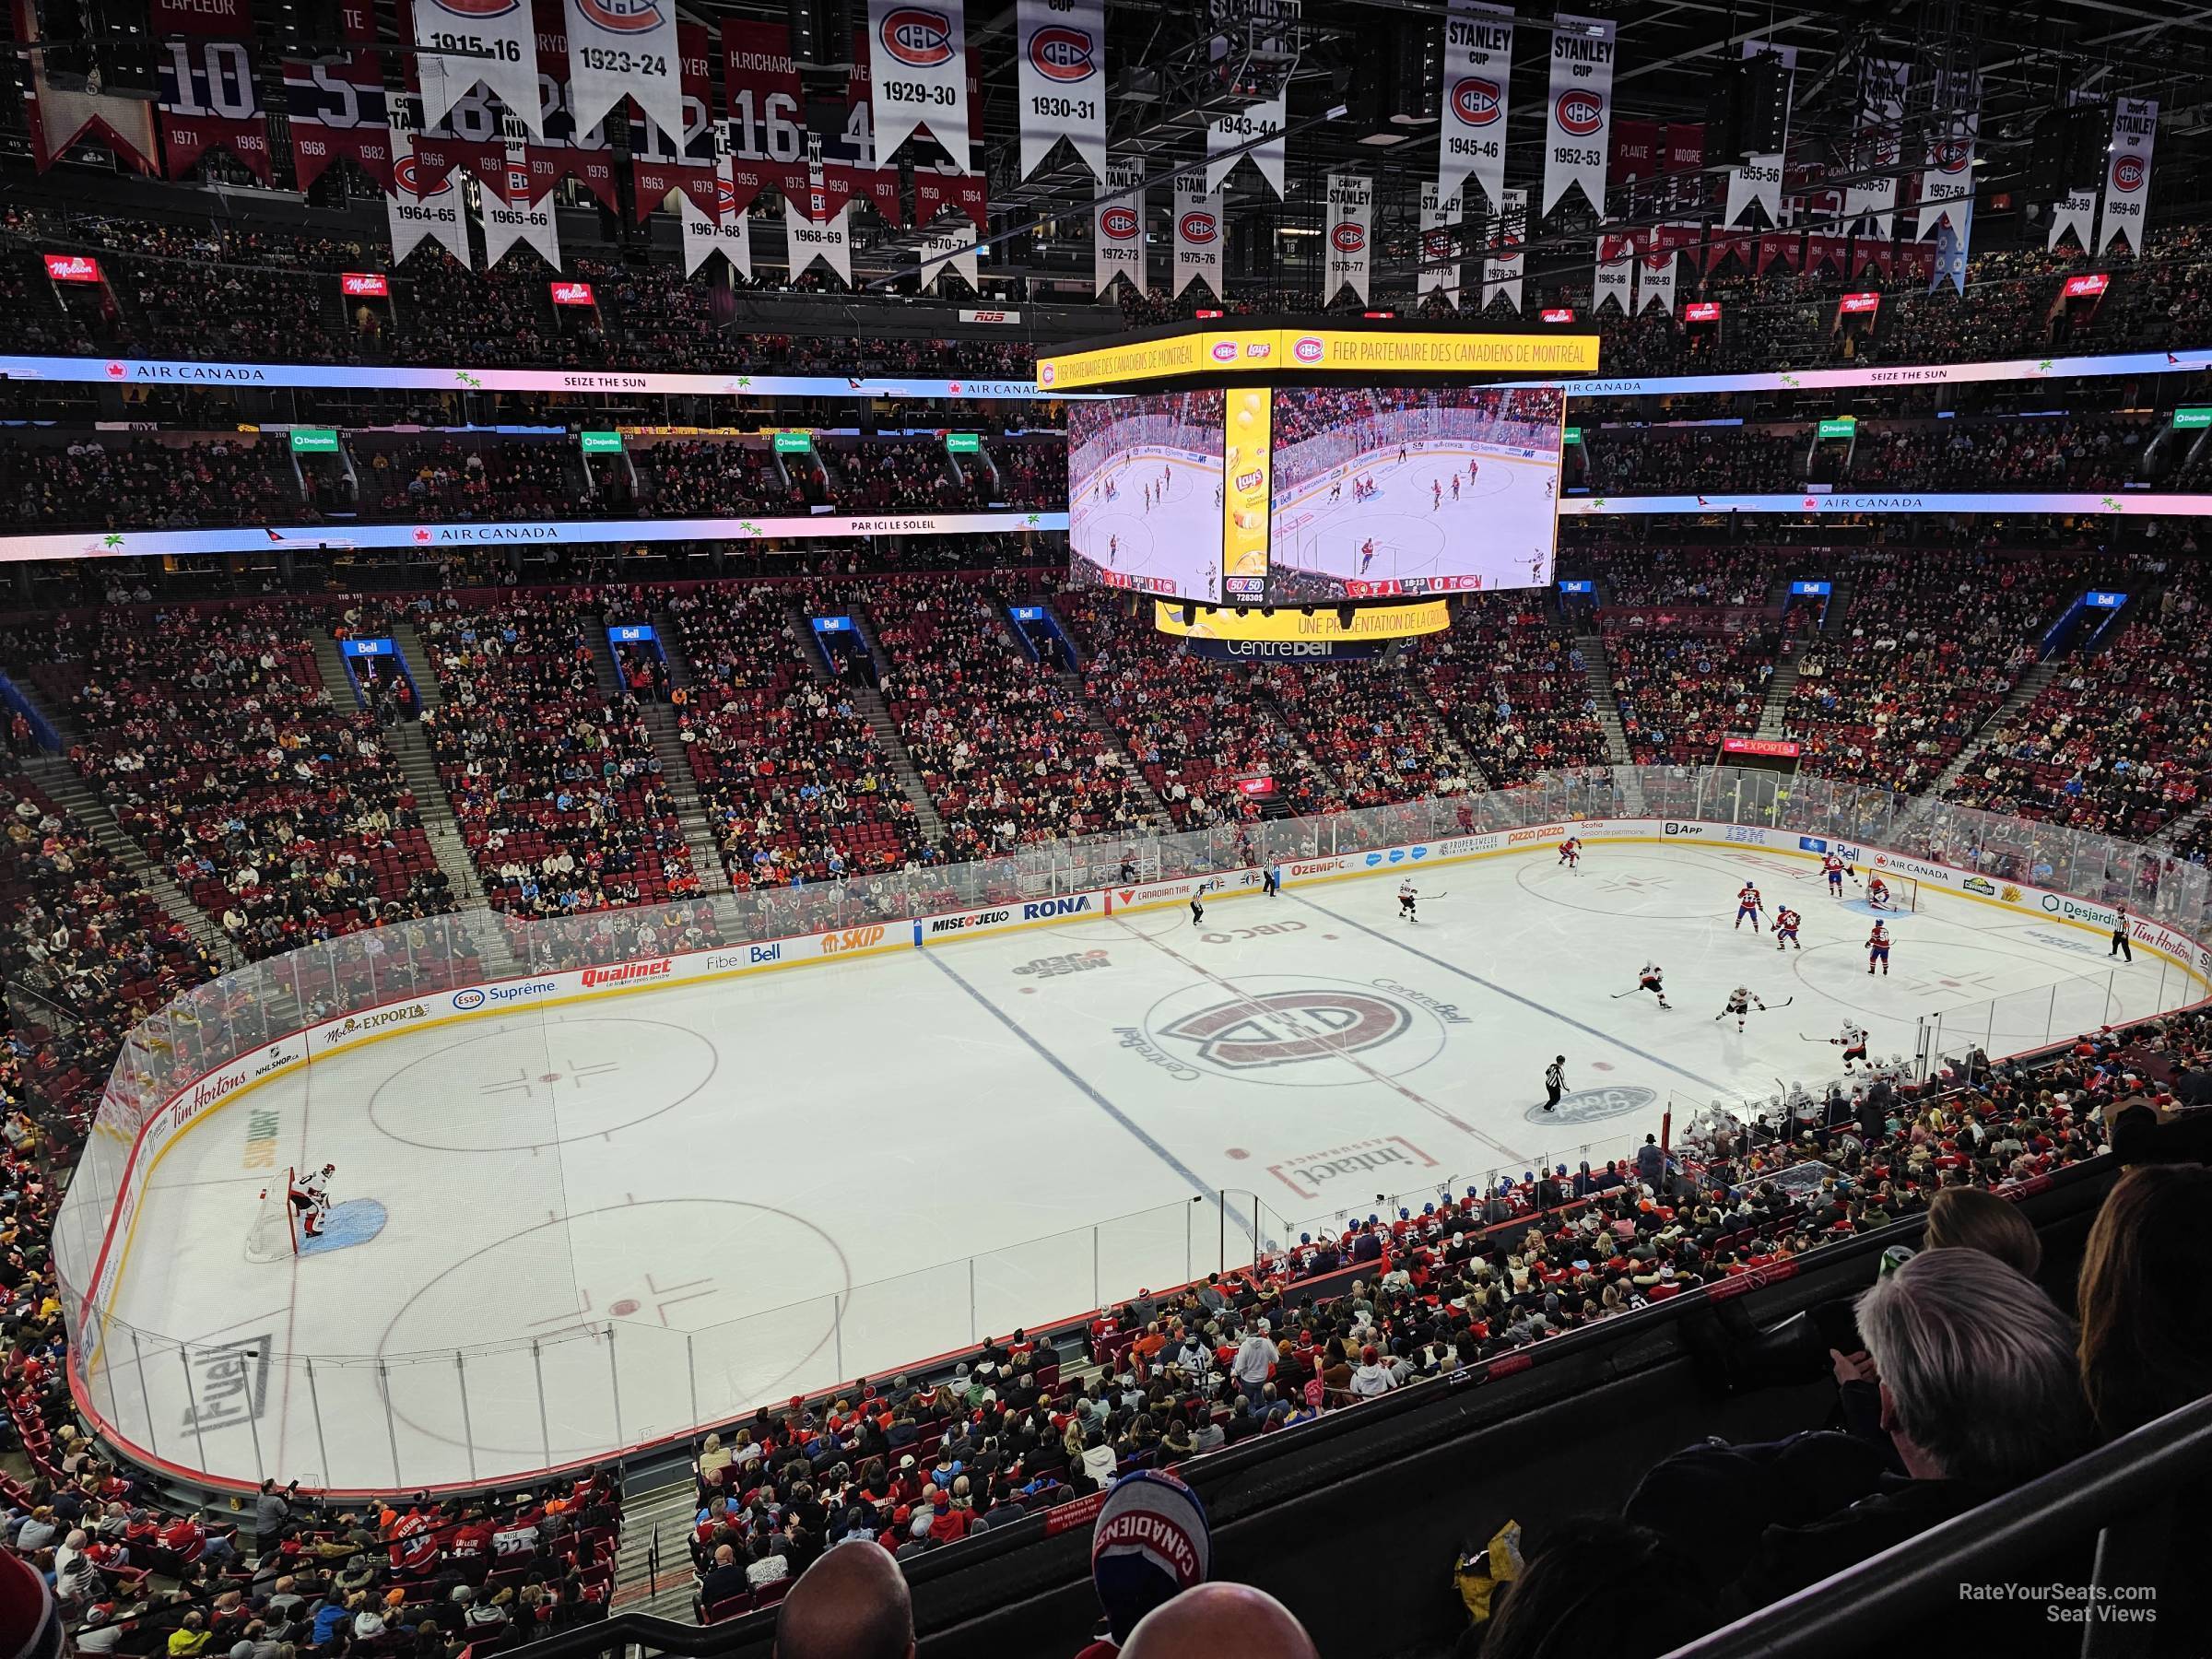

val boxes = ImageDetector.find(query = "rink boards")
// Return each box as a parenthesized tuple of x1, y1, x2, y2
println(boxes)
(76, 814, 2212, 1347)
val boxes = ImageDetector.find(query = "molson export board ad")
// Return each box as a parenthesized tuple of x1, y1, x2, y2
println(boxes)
(1223, 387, 1272, 601)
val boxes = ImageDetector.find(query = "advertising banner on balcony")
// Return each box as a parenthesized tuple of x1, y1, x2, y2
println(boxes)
(1015, 0, 1104, 181)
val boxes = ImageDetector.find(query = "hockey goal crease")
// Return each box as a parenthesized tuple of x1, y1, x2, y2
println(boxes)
(1869, 873, 1921, 913)
(246, 1167, 299, 1263)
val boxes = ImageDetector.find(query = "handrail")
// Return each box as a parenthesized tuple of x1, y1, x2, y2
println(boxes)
(1663, 1393, 2212, 1659)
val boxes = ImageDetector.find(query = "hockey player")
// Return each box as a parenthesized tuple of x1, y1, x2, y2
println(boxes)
(1558, 836, 1583, 872)
(1823, 852, 1848, 898)
(1397, 880, 1421, 924)
(1735, 882, 1763, 931)
(1772, 905, 1802, 951)
(1359, 539, 1377, 575)
(1328, 479, 1342, 505)
(1834, 1021, 1871, 1071)
(1466, 458, 1480, 486)
(290, 1162, 335, 1239)
(1717, 985, 1769, 1032)
(1867, 875, 1893, 912)
(1633, 962, 1671, 1009)
(1431, 479, 1442, 511)
(1107, 535, 1120, 567)
(1867, 920, 1891, 975)
(1451, 473, 1462, 502)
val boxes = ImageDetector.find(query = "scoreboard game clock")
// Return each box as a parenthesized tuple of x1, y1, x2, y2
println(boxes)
(1051, 318, 1598, 636)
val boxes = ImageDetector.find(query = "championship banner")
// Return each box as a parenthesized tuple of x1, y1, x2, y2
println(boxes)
(1593, 230, 1634, 313)
(2099, 98, 2158, 255)
(1931, 206, 1969, 297)
(913, 171, 988, 230)
(1722, 42, 1794, 228)
(865, 0, 972, 171)
(1843, 59, 1910, 240)
(1206, 89, 1287, 195)
(1324, 172, 1373, 306)
(567, 0, 684, 159)
(1541, 14, 1616, 217)
(1636, 229, 1677, 314)
(785, 148, 853, 284)
(152, 0, 270, 182)
(1172, 178, 1225, 299)
(2048, 186, 2097, 253)
(1015, 0, 1105, 180)
(14, 0, 159, 175)
(1094, 163, 1146, 296)
(919, 228, 980, 294)
(722, 19, 806, 166)
(386, 100, 470, 266)
(628, 22, 719, 221)
(1418, 181, 1462, 304)
(1481, 188, 1524, 312)
(525, 0, 617, 212)
(1439, 0, 1512, 217)
(408, 0, 544, 138)
(1916, 74, 1976, 238)
(681, 138, 755, 278)
(410, 88, 506, 197)
(480, 117, 559, 268)
(283, 0, 391, 192)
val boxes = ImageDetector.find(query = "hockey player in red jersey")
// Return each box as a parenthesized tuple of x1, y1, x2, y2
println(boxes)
(1867, 875, 1893, 911)
(1735, 882, 1763, 930)
(1772, 905, 1802, 950)
(1866, 921, 1891, 975)
(1823, 853, 1847, 898)
(1558, 836, 1583, 872)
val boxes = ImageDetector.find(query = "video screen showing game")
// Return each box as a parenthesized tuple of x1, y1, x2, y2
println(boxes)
(1067, 390, 1227, 601)
(1266, 385, 1565, 600)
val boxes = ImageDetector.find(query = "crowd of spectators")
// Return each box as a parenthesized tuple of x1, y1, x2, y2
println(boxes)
(1255, 662, 1477, 806)
(2, 440, 293, 533)
(1607, 627, 1778, 765)
(1407, 595, 1612, 787)
(357, 440, 578, 523)
(1572, 543, 1778, 607)
(1852, 418, 2157, 491)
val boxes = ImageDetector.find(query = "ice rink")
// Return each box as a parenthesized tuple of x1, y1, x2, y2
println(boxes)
(1068, 447, 1223, 601)
(93, 843, 2186, 1489)
(1270, 441, 1558, 594)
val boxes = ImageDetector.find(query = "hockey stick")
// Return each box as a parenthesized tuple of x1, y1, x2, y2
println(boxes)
(1611, 986, 1652, 999)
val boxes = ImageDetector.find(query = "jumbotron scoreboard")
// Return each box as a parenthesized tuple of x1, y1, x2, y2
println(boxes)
(1044, 319, 1598, 642)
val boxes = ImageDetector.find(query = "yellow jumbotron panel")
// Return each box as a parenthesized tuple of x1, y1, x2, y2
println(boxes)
(1152, 598, 1451, 641)
(1222, 386, 1271, 593)
(1037, 328, 1599, 392)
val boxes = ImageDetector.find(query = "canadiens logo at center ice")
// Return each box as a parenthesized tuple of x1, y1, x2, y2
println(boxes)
(1158, 989, 1409, 1069)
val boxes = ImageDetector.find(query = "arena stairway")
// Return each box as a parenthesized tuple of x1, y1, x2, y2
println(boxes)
(609, 1472, 707, 1620)
(1575, 630, 1633, 766)
(637, 703, 736, 898)
(846, 684, 950, 846)
(1898, 659, 2061, 826)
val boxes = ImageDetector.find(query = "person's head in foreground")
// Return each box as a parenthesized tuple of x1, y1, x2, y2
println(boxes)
(1120, 1583, 1319, 1659)
(773, 1539, 913, 1659)
(2077, 1160, 2212, 1438)
(1475, 1517, 1711, 1659)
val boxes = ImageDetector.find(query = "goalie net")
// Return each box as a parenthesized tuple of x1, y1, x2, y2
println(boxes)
(1870, 873, 1920, 913)
(246, 1168, 298, 1263)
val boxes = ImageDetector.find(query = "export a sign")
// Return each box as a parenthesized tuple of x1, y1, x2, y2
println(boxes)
(1721, 735, 1801, 759)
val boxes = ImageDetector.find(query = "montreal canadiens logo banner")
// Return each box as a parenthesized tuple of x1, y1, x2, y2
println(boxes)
(1016, 0, 1104, 181)
(564, 0, 683, 156)
(1417, 180, 1461, 302)
(1482, 186, 1525, 312)
(385, 99, 471, 267)
(1439, 0, 1512, 218)
(409, 0, 544, 139)
(1172, 177, 1223, 300)
(1843, 59, 1911, 240)
(865, 0, 972, 172)
(1095, 161, 1146, 297)
(1324, 171, 1372, 306)
(683, 137, 754, 278)
(2098, 97, 2158, 255)
(1541, 13, 1615, 217)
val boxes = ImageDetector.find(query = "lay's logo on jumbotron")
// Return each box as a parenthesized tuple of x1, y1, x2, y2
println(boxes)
(575, 0, 664, 30)
(881, 6, 955, 67)
(1029, 25, 1094, 81)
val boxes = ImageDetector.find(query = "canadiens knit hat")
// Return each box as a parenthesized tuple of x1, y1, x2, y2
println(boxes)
(1091, 1469, 1211, 1642)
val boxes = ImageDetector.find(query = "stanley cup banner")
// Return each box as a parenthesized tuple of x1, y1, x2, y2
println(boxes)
(1206, 88, 1287, 195)
(865, 0, 972, 171)
(1015, 0, 1105, 180)
(565, 0, 684, 159)
(1324, 172, 1373, 305)
(1418, 180, 1461, 304)
(1481, 188, 1524, 312)
(2099, 98, 2158, 254)
(1541, 13, 1616, 217)
(1917, 70, 1977, 238)
(1844, 59, 1911, 239)
(2048, 185, 2097, 253)
(1636, 229, 1677, 314)
(1094, 162, 1146, 296)
(1439, 0, 1512, 217)
(1593, 229, 1634, 312)
(479, 116, 559, 268)
(681, 135, 754, 277)
(1722, 41, 1796, 228)
(1172, 177, 1224, 300)
(408, 0, 545, 138)
(386, 99, 471, 265)
(919, 228, 980, 294)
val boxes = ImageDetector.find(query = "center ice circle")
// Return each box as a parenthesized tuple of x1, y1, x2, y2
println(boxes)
(1141, 973, 1451, 1088)
(367, 1017, 717, 1150)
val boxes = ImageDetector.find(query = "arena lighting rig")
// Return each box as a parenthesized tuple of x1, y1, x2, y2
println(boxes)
(1049, 315, 1597, 645)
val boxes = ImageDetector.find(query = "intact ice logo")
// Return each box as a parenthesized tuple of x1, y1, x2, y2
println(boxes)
(1555, 89, 1605, 136)
(1100, 206, 1140, 241)
(392, 155, 452, 198)
(1159, 990, 1409, 1070)
(1181, 211, 1218, 244)
(1452, 77, 1502, 125)
(1292, 335, 1325, 363)
(576, 0, 664, 31)
(2112, 155, 2147, 193)
(881, 7, 955, 68)
(1330, 222, 1367, 253)
(1211, 341, 1240, 361)
(452, 988, 488, 1011)
(1030, 25, 1095, 82)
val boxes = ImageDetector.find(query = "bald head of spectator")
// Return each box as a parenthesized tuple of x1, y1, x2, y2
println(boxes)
(1119, 1583, 1319, 1659)
(773, 1540, 913, 1659)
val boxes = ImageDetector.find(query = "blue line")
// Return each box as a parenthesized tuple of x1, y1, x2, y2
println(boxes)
(920, 950, 1254, 1238)
(1286, 890, 1738, 1098)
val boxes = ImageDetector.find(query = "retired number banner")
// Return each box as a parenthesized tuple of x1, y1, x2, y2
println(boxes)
(284, 0, 389, 191)
(153, 0, 269, 182)
(1541, 14, 1615, 217)
(1439, 0, 1512, 218)
(1016, 0, 1105, 180)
